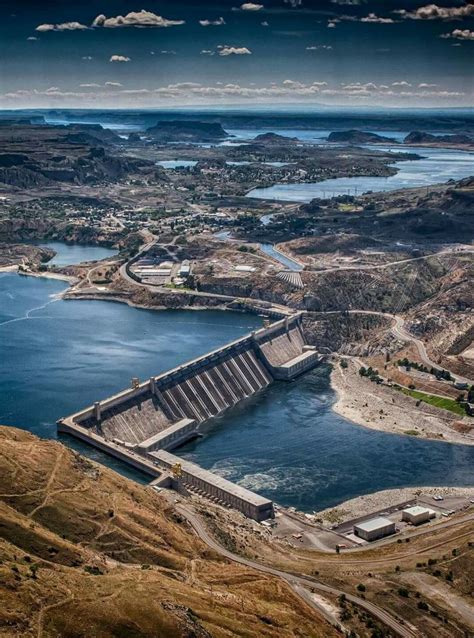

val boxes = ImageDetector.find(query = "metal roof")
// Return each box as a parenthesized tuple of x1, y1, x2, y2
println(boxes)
(354, 516, 394, 532)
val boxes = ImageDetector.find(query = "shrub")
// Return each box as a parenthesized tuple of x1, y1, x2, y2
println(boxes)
(398, 588, 409, 598)
(357, 583, 366, 592)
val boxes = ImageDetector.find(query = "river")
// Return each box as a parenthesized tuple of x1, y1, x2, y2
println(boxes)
(247, 146, 474, 202)
(1, 243, 473, 510)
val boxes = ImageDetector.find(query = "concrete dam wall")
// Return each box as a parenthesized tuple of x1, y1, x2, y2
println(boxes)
(58, 312, 323, 521)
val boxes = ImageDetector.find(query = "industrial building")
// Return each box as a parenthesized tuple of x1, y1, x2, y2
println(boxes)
(402, 506, 435, 526)
(354, 517, 396, 541)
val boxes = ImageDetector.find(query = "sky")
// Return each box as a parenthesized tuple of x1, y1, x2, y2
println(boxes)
(0, 0, 473, 109)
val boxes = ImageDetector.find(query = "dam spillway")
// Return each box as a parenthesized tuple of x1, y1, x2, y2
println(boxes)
(58, 312, 323, 521)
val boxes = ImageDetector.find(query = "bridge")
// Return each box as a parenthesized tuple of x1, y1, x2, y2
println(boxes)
(58, 312, 323, 521)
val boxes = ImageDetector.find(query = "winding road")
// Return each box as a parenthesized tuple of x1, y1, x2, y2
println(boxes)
(176, 503, 417, 638)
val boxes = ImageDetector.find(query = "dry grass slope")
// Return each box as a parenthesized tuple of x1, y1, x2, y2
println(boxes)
(0, 426, 337, 638)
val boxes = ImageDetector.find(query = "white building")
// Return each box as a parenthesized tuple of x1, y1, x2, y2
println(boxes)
(354, 517, 396, 542)
(402, 506, 434, 526)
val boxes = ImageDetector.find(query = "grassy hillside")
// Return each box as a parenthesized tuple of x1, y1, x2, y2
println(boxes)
(0, 426, 336, 638)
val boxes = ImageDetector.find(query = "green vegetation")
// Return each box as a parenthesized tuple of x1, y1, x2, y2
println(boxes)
(359, 366, 383, 384)
(404, 430, 420, 436)
(397, 358, 452, 382)
(397, 387, 470, 417)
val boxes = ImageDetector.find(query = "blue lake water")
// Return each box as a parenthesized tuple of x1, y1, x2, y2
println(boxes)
(36, 241, 117, 266)
(157, 160, 198, 169)
(1, 264, 473, 510)
(247, 146, 474, 202)
(180, 365, 474, 511)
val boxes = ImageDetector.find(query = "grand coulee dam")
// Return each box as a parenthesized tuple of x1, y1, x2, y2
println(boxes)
(58, 311, 322, 521)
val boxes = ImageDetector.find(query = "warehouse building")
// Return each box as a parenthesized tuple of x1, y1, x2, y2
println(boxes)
(354, 516, 396, 542)
(402, 506, 435, 526)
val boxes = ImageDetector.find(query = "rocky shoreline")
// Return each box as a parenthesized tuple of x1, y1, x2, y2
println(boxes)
(330, 358, 474, 446)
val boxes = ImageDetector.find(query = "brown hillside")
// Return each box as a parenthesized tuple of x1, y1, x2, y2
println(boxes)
(0, 426, 336, 637)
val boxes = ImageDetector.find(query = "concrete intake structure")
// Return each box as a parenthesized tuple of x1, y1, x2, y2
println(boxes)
(58, 312, 322, 521)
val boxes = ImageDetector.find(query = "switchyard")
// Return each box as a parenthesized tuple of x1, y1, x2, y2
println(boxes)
(58, 312, 322, 520)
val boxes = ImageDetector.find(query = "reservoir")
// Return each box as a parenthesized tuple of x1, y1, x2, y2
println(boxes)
(247, 147, 474, 202)
(37, 241, 117, 266)
(1, 264, 473, 510)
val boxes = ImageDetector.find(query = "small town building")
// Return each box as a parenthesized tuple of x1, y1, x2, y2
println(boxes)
(402, 506, 434, 525)
(354, 517, 396, 541)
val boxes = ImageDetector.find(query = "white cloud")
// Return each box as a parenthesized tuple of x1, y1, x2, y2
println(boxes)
(360, 13, 395, 23)
(36, 21, 88, 32)
(92, 10, 184, 28)
(82, 56, 93, 61)
(27, 36, 38, 41)
(200, 50, 215, 55)
(441, 28, 474, 40)
(218, 46, 252, 55)
(80, 83, 101, 88)
(327, 21, 337, 28)
(395, 4, 474, 21)
(418, 82, 437, 88)
(261, 20, 269, 26)
(200, 17, 225, 26)
(109, 55, 131, 63)
(306, 45, 333, 50)
(392, 81, 412, 87)
(105, 81, 123, 87)
(240, 3, 264, 10)
(1, 79, 468, 108)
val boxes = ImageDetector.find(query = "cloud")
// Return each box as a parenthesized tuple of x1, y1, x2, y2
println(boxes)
(217, 46, 252, 55)
(80, 83, 102, 88)
(395, 4, 474, 21)
(441, 28, 474, 40)
(261, 20, 269, 26)
(392, 81, 412, 87)
(200, 17, 225, 26)
(36, 21, 88, 32)
(109, 55, 131, 63)
(240, 3, 264, 10)
(360, 13, 395, 23)
(306, 45, 333, 50)
(27, 36, 38, 41)
(82, 56, 93, 61)
(200, 50, 215, 55)
(105, 81, 123, 87)
(418, 83, 437, 88)
(327, 21, 337, 27)
(331, 0, 366, 4)
(92, 10, 184, 28)
(1, 80, 467, 108)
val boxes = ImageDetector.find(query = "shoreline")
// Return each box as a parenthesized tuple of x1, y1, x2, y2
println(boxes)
(0, 264, 77, 284)
(313, 485, 474, 526)
(329, 358, 474, 447)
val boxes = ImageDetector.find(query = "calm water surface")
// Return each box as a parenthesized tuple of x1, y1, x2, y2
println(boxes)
(248, 147, 474, 202)
(0, 273, 261, 438)
(37, 241, 117, 266)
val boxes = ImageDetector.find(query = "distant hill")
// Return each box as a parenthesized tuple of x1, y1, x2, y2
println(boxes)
(327, 130, 397, 144)
(252, 132, 299, 144)
(146, 120, 229, 142)
(0, 425, 335, 638)
(404, 131, 472, 145)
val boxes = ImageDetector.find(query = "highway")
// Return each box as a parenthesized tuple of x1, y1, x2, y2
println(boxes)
(176, 503, 417, 638)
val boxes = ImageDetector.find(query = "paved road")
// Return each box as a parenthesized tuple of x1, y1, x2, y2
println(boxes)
(176, 503, 417, 638)
(391, 315, 473, 386)
(306, 247, 474, 275)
